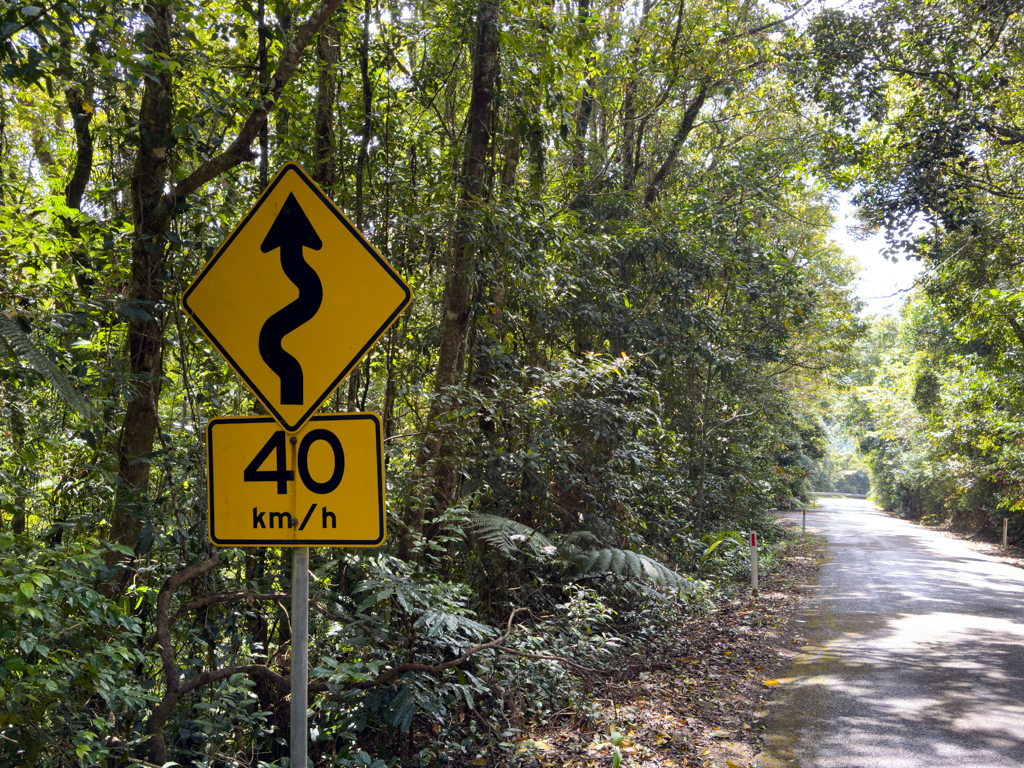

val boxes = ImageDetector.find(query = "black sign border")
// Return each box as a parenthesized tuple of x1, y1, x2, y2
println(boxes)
(206, 413, 385, 547)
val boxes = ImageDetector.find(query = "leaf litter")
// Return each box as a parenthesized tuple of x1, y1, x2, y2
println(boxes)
(501, 532, 826, 768)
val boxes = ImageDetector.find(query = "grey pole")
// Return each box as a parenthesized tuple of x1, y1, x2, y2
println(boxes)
(291, 546, 309, 768)
(802, 508, 806, 536)
(1004, 518, 1008, 547)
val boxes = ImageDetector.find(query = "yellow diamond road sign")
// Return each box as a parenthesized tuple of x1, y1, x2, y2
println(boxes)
(207, 414, 385, 547)
(182, 163, 412, 432)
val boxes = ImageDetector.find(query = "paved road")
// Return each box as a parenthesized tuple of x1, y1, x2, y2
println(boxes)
(758, 499, 1024, 768)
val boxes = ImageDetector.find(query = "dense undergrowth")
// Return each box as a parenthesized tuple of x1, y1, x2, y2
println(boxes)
(0, 511, 792, 767)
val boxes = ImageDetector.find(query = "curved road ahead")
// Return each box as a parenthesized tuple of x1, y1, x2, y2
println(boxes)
(759, 499, 1024, 768)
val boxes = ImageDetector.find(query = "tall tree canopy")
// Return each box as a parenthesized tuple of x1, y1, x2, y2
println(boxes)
(804, 0, 1024, 543)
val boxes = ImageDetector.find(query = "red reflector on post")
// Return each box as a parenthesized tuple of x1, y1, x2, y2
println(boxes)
(751, 532, 757, 547)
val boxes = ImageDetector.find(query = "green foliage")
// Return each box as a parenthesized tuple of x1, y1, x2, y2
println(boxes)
(833, 470, 869, 495)
(0, 535, 151, 765)
(795, 0, 1024, 544)
(843, 294, 1024, 540)
(472, 512, 694, 593)
(800, 0, 1024, 247)
(0, 315, 97, 421)
(0, 0, 865, 762)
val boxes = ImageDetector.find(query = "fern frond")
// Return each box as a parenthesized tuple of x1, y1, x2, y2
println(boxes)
(622, 549, 644, 579)
(354, 574, 423, 614)
(470, 513, 555, 558)
(558, 530, 601, 552)
(0, 314, 97, 421)
(609, 548, 626, 577)
(638, 554, 662, 582)
(415, 608, 496, 642)
(471, 515, 692, 594)
(568, 546, 693, 593)
(586, 548, 613, 575)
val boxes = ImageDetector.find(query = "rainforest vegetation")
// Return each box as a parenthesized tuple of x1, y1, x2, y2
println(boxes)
(1, 0, 1021, 764)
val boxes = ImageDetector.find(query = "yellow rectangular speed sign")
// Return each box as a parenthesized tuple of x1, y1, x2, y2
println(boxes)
(207, 413, 385, 547)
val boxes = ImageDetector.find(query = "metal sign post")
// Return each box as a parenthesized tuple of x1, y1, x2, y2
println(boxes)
(291, 546, 309, 768)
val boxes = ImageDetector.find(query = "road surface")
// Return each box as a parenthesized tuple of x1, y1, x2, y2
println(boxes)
(758, 498, 1024, 767)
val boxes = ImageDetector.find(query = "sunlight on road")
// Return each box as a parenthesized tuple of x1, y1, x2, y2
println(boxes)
(759, 500, 1024, 768)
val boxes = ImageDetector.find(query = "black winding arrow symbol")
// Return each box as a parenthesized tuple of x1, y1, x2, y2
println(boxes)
(258, 192, 323, 405)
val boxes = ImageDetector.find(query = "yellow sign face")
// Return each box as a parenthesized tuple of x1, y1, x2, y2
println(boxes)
(206, 414, 385, 547)
(182, 163, 412, 432)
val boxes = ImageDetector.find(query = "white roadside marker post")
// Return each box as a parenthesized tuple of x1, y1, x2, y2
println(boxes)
(802, 508, 806, 536)
(1004, 518, 1008, 547)
(751, 531, 758, 595)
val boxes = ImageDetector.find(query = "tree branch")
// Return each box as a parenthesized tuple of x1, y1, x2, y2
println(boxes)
(643, 83, 708, 208)
(173, 590, 290, 620)
(999, 309, 1024, 348)
(167, 0, 346, 203)
(979, 120, 1024, 146)
(492, 645, 605, 675)
(179, 663, 289, 697)
(154, 553, 222, 698)
(147, 552, 222, 763)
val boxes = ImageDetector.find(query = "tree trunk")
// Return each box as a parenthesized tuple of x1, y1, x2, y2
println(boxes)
(643, 84, 707, 208)
(432, 0, 500, 405)
(400, 0, 500, 560)
(64, 88, 94, 210)
(107, 0, 175, 565)
(258, 0, 269, 189)
(106, 0, 349, 571)
(8, 389, 26, 535)
(355, 0, 373, 228)
(620, 0, 650, 194)
(693, 357, 714, 534)
(275, 0, 293, 143)
(347, 0, 371, 415)
(314, 21, 339, 188)
(621, 78, 638, 193)
(500, 121, 521, 194)
(571, 0, 594, 171)
(346, 360, 362, 411)
(65, 87, 95, 285)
